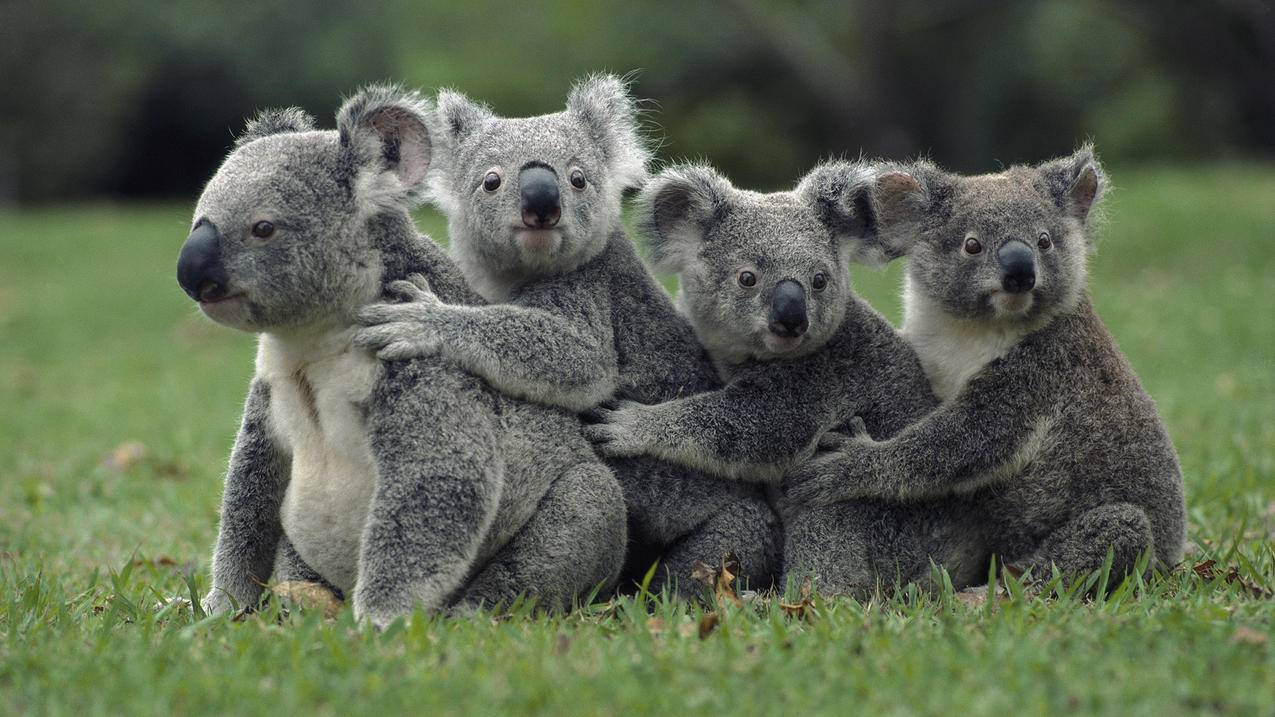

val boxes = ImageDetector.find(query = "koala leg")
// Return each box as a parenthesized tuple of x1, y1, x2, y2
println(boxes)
(783, 500, 989, 598)
(1016, 502, 1154, 583)
(455, 462, 626, 612)
(273, 536, 344, 601)
(653, 494, 782, 599)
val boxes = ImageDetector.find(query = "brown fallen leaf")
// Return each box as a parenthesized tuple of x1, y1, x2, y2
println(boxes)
(646, 616, 666, 636)
(955, 587, 989, 607)
(102, 441, 146, 472)
(698, 612, 720, 639)
(1231, 626, 1268, 646)
(690, 553, 744, 609)
(270, 580, 342, 619)
(133, 555, 178, 568)
(779, 576, 815, 619)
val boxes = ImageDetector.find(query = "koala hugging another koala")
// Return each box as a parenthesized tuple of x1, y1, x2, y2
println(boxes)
(785, 148, 1187, 580)
(354, 75, 782, 596)
(585, 161, 989, 593)
(176, 87, 625, 627)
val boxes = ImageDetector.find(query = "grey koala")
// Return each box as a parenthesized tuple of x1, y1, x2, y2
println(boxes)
(354, 75, 781, 595)
(178, 86, 625, 627)
(587, 162, 989, 593)
(784, 147, 1187, 580)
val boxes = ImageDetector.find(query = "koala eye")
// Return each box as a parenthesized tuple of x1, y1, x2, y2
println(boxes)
(738, 270, 757, 288)
(1037, 232, 1053, 250)
(482, 171, 502, 192)
(251, 220, 275, 239)
(811, 273, 828, 292)
(569, 168, 587, 191)
(963, 237, 983, 255)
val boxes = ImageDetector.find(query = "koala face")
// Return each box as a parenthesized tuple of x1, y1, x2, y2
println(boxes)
(177, 88, 434, 333)
(883, 148, 1104, 325)
(637, 162, 882, 365)
(429, 74, 650, 284)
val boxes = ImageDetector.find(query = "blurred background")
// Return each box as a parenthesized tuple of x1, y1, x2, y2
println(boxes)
(2, 0, 1273, 202)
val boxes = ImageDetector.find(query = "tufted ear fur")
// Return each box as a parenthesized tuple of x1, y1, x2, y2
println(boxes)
(636, 164, 733, 273)
(566, 74, 651, 190)
(857, 161, 951, 261)
(1038, 144, 1106, 227)
(235, 107, 316, 148)
(798, 161, 893, 265)
(337, 84, 433, 212)
(434, 89, 493, 145)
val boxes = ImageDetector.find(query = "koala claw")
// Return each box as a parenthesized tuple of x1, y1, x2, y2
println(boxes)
(387, 273, 437, 303)
(580, 401, 648, 457)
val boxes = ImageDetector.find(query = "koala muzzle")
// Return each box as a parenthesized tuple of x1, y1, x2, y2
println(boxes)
(519, 165, 561, 229)
(177, 221, 231, 303)
(768, 279, 809, 337)
(997, 240, 1036, 294)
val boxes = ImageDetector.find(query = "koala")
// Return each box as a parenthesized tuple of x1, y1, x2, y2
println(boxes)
(586, 162, 989, 593)
(177, 86, 625, 627)
(354, 75, 781, 596)
(784, 147, 1187, 580)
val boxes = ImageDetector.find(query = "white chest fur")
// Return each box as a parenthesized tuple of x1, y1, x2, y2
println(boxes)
(900, 274, 1031, 402)
(257, 330, 383, 593)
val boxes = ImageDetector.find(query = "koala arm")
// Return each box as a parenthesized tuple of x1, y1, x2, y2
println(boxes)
(354, 361, 503, 627)
(583, 367, 837, 483)
(357, 276, 618, 412)
(203, 379, 290, 614)
(785, 355, 1060, 505)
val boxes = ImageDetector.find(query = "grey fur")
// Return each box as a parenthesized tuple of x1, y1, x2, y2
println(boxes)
(355, 76, 780, 596)
(188, 86, 625, 626)
(593, 162, 986, 594)
(783, 147, 1187, 580)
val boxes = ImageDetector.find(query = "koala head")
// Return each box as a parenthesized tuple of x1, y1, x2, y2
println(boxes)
(428, 74, 650, 289)
(637, 161, 884, 365)
(177, 86, 434, 333)
(882, 146, 1106, 326)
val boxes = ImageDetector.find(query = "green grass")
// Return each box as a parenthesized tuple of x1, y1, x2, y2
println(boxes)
(2, 164, 1273, 715)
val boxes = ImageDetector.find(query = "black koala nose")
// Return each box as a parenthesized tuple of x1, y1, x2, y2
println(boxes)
(997, 240, 1036, 294)
(177, 221, 230, 303)
(519, 165, 561, 229)
(768, 279, 809, 337)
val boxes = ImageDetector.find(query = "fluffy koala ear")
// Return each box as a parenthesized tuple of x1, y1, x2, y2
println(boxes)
(799, 161, 889, 265)
(434, 89, 493, 144)
(566, 74, 651, 189)
(235, 107, 316, 148)
(1039, 144, 1106, 225)
(637, 165, 732, 273)
(337, 84, 433, 211)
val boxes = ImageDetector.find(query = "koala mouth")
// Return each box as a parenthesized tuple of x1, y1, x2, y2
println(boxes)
(514, 228, 561, 253)
(989, 290, 1034, 317)
(762, 332, 806, 354)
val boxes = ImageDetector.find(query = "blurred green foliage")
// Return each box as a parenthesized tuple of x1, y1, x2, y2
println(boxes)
(2, 0, 1272, 201)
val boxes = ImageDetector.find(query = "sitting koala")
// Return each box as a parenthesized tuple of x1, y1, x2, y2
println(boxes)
(355, 75, 781, 596)
(587, 162, 989, 593)
(178, 87, 625, 627)
(785, 148, 1187, 579)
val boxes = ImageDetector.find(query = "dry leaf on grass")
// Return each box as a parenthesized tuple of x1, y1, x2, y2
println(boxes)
(270, 580, 343, 619)
(779, 576, 816, 619)
(102, 441, 146, 472)
(690, 553, 743, 609)
(1191, 560, 1273, 599)
(698, 612, 720, 639)
(1230, 626, 1268, 646)
(645, 617, 666, 636)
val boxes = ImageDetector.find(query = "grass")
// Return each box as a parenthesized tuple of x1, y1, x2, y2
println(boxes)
(1, 164, 1273, 715)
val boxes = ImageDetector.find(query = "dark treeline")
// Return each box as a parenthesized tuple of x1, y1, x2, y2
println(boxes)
(3, 0, 1271, 202)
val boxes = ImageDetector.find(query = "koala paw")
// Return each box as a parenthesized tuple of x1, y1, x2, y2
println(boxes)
(580, 400, 651, 458)
(354, 274, 447, 361)
(199, 589, 236, 616)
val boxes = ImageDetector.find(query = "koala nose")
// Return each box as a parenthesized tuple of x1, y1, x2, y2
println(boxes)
(519, 165, 561, 229)
(997, 240, 1036, 294)
(768, 279, 809, 337)
(177, 221, 230, 303)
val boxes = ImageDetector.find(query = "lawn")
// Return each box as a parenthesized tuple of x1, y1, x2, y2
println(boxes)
(1, 164, 1273, 715)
